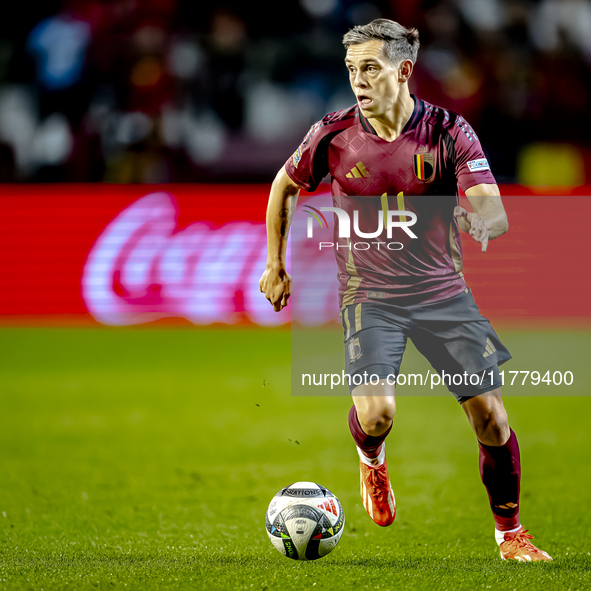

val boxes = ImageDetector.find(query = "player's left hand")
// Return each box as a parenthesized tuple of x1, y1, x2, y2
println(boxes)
(454, 206, 489, 252)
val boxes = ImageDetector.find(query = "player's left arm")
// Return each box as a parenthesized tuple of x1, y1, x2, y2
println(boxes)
(454, 183, 508, 253)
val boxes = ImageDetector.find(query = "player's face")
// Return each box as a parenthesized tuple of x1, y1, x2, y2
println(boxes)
(345, 40, 402, 118)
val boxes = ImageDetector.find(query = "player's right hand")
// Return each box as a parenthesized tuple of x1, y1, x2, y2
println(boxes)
(259, 266, 292, 312)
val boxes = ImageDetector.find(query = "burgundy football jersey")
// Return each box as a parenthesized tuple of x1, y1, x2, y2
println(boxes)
(284, 95, 497, 307)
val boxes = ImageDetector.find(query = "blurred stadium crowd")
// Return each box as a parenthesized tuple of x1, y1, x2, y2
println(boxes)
(0, 0, 590, 184)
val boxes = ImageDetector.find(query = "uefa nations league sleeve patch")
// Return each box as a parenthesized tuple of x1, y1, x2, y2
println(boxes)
(466, 158, 490, 172)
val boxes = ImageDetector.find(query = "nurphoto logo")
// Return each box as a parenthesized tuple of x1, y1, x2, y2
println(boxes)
(304, 205, 418, 251)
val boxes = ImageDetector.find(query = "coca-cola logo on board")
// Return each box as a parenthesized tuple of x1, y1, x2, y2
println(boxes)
(82, 192, 339, 326)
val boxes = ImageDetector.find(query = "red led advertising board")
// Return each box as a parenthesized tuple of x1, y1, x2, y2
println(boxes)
(0, 184, 589, 327)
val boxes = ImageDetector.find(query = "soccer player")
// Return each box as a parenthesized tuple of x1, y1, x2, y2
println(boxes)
(260, 19, 551, 561)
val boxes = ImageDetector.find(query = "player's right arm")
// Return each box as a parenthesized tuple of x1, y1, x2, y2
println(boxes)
(259, 166, 301, 312)
(260, 109, 342, 310)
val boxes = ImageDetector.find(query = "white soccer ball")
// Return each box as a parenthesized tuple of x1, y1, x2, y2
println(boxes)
(265, 481, 345, 561)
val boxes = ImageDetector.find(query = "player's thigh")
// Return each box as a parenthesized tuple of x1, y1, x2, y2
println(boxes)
(342, 302, 408, 391)
(461, 387, 510, 445)
(409, 290, 511, 403)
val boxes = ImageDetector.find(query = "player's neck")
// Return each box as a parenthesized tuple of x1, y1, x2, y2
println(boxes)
(367, 86, 414, 143)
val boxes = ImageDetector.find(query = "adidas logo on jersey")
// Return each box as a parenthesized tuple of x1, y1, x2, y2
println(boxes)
(346, 161, 370, 178)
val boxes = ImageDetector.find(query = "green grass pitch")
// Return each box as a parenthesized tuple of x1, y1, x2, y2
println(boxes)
(0, 326, 590, 590)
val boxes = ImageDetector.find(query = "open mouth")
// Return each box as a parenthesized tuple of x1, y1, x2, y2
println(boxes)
(357, 95, 373, 108)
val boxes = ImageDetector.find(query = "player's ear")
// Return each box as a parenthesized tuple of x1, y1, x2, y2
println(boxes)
(398, 60, 413, 83)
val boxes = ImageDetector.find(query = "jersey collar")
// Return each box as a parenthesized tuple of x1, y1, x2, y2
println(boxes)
(359, 94, 423, 137)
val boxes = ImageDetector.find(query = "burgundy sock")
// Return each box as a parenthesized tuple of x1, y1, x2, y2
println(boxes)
(478, 428, 521, 531)
(348, 404, 392, 458)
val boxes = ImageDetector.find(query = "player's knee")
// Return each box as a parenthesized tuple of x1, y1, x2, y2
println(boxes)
(357, 399, 396, 437)
(476, 407, 510, 446)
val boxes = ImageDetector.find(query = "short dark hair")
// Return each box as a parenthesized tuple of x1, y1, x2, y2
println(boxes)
(342, 18, 420, 65)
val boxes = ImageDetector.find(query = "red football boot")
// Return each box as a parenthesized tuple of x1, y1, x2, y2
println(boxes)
(499, 526, 552, 561)
(358, 444, 396, 526)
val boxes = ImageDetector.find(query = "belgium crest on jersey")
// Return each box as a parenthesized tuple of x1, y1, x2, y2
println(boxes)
(413, 153, 434, 180)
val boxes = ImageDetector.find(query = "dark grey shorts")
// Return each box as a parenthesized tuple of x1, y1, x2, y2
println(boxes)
(341, 289, 511, 403)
